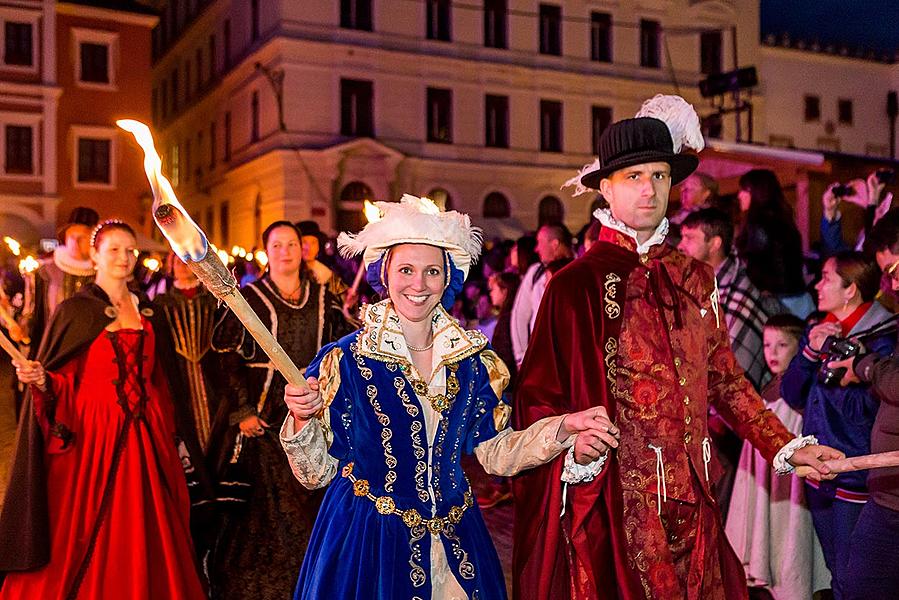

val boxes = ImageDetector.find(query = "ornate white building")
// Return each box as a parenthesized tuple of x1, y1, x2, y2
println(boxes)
(150, 0, 754, 247)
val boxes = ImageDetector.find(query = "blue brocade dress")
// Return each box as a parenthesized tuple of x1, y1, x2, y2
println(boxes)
(280, 300, 571, 599)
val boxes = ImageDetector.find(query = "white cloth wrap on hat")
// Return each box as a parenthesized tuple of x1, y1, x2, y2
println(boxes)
(336, 194, 482, 279)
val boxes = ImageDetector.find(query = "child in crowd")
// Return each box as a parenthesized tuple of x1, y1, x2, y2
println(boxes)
(725, 314, 831, 600)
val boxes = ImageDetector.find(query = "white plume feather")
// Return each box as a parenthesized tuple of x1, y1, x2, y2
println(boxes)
(561, 158, 602, 196)
(635, 94, 705, 153)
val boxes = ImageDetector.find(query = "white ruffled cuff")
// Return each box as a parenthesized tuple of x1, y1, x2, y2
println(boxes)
(772, 434, 819, 475)
(561, 446, 608, 484)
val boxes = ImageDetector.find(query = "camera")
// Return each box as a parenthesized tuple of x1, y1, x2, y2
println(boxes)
(818, 335, 863, 386)
(817, 314, 899, 385)
(876, 168, 896, 185)
(832, 184, 854, 198)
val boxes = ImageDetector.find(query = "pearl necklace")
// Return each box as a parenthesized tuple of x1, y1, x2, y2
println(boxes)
(406, 339, 434, 352)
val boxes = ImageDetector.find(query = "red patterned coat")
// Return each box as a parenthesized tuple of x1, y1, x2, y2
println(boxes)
(513, 227, 793, 600)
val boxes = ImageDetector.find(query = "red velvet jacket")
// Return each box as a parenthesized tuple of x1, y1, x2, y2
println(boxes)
(512, 228, 793, 600)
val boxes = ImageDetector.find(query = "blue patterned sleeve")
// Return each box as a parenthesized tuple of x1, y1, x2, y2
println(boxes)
(306, 341, 354, 461)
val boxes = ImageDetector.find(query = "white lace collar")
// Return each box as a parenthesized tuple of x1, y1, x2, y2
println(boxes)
(593, 208, 669, 255)
(53, 247, 95, 276)
(356, 299, 487, 369)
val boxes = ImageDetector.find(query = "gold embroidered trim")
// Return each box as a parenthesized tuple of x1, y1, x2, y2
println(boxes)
(318, 347, 343, 410)
(365, 383, 398, 492)
(604, 337, 626, 399)
(604, 272, 622, 319)
(478, 349, 510, 401)
(394, 377, 429, 502)
(356, 300, 487, 367)
(341, 462, 474, 536)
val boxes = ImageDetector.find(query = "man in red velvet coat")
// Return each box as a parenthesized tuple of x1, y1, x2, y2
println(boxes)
(511, 96, 843, 600)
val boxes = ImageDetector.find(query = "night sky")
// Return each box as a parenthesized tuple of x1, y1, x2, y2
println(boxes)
(761, 0, 899, 57)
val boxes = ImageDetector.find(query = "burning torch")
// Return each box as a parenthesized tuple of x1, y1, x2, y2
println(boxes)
(117, 119, 309, 391)
(344, 200, 381, 313)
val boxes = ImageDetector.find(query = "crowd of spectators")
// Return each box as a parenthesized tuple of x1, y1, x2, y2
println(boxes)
(3, 165, 899, 599)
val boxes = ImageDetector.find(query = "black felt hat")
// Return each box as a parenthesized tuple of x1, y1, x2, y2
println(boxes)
(580, 117, 699, 189)
(295, 220, 321, 237)
(58, 206, 100, 240)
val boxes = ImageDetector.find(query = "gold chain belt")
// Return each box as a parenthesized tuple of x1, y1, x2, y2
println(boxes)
(341, 462, 473, 536)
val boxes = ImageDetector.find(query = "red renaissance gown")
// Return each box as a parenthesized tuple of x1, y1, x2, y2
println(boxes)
(0, 318, 206, 600)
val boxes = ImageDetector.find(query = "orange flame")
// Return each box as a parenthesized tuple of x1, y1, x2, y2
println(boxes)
(116, 119, 207, 261)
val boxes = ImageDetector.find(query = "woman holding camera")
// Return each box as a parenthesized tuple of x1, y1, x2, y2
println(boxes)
(782, 250, 895, 597)
(820, 171, 894, 258)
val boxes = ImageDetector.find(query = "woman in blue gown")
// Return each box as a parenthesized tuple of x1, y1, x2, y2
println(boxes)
(278, 195, 618, 599)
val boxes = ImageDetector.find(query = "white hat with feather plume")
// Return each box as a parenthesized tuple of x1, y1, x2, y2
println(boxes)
(337, 194, 483, 280)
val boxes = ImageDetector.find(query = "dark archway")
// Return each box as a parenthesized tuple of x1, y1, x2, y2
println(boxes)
(483, 191, 510, 219)
(337, 181, 374, 233)
(538, 195, 564, 226)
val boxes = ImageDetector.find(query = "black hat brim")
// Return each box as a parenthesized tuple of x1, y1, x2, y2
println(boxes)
(580, 151, 699, 190)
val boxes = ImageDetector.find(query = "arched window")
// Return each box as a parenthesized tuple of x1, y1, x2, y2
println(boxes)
(427, 187, 453, 211)
(338, 181, 374, 233)
(538, 195, 564, 226)
(482, 191, 510, 219)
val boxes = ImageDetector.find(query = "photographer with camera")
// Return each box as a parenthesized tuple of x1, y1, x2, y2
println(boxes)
(782, 251, 895, 597)
(821, 170, 895, 257)
(823, 258, 899, 600)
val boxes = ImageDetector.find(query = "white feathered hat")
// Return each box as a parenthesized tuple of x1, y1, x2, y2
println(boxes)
(565, 94, 705, 196)
(337, 194, 483, 280)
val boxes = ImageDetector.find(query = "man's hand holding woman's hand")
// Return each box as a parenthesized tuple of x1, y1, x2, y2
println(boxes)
(284, 377, 323, 431)
(560, 406, 621, 465)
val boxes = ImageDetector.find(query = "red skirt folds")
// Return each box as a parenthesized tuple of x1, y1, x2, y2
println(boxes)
(1, 324, 205, 600)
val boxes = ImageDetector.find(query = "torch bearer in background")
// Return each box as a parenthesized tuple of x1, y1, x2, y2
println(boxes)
(344, 200, 381, 314)
(116, 119, 309, 392)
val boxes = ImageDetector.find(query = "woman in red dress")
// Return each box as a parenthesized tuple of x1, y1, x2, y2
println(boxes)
(0, 221, 206, 599)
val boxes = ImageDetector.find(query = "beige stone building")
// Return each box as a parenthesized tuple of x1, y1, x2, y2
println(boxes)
(149, 0, 754, 247)
(758, 36, 899, 157)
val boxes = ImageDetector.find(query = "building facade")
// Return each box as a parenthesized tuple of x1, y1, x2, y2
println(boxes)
(758, 37, 899, 158)
(150, 0, 749, 248)
(0, 0, 59, 244)
(0, 0, 157, 246)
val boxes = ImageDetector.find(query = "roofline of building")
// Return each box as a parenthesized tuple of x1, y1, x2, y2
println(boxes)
(705, 139, 826, 166)
(57, 2, 159, 27)
(760, 37, 897, 66)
